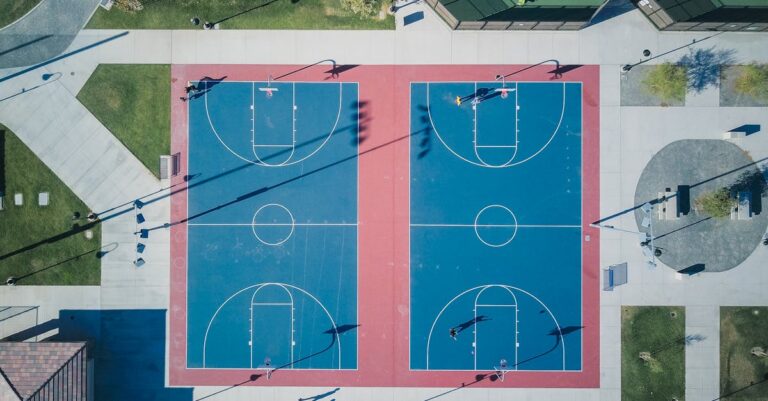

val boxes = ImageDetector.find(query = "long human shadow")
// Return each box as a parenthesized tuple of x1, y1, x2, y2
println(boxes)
(653, 217, 712, 241)
(0, 71, 63, 103)
(591, 155, 768, 226)
(426, 328, 569, 400)
(0, 113, 366, 260)
(143, 128, 421, 231)
(272, 59, 340, 81)
(193, 374, 262, 401)
(0, 31, 129, 84)
(0, 34, 53, 58)
(423, 370, 504, 401)
(194, 326, 355, 401)
(453, 315, 490, 334)
(713, 372, 768, 400)
(497, 59, 562, 80)
(7, 242, 118, 284)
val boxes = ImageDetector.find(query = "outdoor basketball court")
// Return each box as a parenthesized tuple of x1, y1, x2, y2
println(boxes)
(169, 64, 600, 388)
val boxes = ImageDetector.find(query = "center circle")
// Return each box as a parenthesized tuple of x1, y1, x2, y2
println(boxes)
(251, 203, 295, 246)
(474, 205, 518, 247)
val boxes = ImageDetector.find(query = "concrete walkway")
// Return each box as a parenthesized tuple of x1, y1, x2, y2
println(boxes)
(0, 67, 168, 310)
(685, 306, 720, 401)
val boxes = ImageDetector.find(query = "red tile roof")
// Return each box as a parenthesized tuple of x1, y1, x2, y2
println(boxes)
(0, 342, 85, 400)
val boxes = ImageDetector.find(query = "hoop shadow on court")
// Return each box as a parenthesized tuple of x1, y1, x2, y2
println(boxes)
(195, 324, 357, 401)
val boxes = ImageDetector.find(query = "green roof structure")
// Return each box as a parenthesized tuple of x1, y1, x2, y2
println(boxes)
(634, 0, 768, 31)
(425, 0, 607, 29)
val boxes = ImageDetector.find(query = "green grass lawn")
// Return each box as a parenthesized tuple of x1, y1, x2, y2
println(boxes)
(77, 64, 170, 179)
(0, 0, 41, 29)
(720, 307, 768, 400)
(0, 126, 101, 285)
(622, 306, 686, 401)
(86, 0, 394, 29)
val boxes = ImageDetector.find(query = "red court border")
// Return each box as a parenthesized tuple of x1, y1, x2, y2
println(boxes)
(169, 64, 599, 388)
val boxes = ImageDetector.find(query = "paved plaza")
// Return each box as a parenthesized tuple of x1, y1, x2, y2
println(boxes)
(0, 1, 767, 400)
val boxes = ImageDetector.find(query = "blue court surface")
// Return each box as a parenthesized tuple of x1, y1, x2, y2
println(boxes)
(409, 81, 584, 371)
(185, 81, 360, 370)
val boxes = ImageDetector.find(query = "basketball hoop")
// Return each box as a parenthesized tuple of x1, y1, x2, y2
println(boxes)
(495, 87, 514, 99)
(258, 86, 278, 98)
(258, 74, 278, 98)
(494, 358, 509, 382)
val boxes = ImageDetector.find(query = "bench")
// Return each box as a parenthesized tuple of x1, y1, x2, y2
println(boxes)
(664, 190, 678, 220)
(737, 191, 752, 220)
(38, 192, 49, 207)
(656, 190, 678, 220)
(160, 155, 171, 180)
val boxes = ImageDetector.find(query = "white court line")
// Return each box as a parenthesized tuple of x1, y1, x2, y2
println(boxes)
(425, 284, 566, 371)
(473, 286, 519, 370)
(203, 282, 342, 369)
(204, 81, 345, 168)
(426, 82, 567, 168)
(188, 223, 357, 227)
(410, 223, 580, 228)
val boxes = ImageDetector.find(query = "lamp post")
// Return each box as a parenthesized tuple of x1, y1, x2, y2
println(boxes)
(590, 202, 659, 269)
(621, 30, 724, 73)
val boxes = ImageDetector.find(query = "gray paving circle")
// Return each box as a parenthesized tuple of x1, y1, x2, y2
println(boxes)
(633, 139, 768, 273)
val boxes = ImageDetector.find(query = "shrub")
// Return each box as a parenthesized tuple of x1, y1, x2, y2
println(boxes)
(694, 188, 734, 218)
(734, 63, 768, 101)
(114, 0, 143, 12)
(341, 0, 379, 17)
(642, 63, 688, 105)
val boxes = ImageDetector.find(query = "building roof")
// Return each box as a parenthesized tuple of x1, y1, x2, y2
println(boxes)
(438, 0, 605, 21)
(0, 342, 85, 400)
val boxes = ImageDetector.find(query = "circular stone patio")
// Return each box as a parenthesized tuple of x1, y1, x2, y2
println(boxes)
(634, 139, 768, 273)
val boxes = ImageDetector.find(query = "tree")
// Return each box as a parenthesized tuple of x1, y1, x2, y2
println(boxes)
(734, 63, 768, 102)
(694, 188, 734, 219)
(642, 63, 688, 105)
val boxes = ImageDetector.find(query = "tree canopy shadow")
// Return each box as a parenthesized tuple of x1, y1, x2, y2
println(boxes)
(678, 46, 736, 93)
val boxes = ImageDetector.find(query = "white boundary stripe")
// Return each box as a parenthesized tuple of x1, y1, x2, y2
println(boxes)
(204, 81, 345, 168)
(407, 81, 585, 373)
(249, 284, 295, 368)
(410, 224, 580, 228)
(474, 204, 517, 247)
(252, 203, 295, 246)
(203, 282, 342, 369)
(473, 286, 519, 370)
(189, 81, 364, 372)
(472, 81, 519, 167)
(426, 82, 567, 168)
(189, 223, 357, 227)
(424, 284, 566, 371)
(251, 82, 297, 166)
